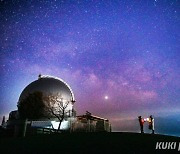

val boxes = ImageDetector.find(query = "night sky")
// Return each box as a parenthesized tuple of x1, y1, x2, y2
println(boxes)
(0, 0, 180, 136)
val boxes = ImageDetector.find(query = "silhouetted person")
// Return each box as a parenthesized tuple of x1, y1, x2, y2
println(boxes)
(138, 116, 144, 133)
(149, 115, 154, 134)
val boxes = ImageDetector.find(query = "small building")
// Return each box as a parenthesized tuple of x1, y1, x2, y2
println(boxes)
(73, 111, 111, 132)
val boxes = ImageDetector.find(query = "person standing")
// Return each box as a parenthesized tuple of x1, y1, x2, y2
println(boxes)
(138, 116, 144, 133)
(149, 115, 154, 134)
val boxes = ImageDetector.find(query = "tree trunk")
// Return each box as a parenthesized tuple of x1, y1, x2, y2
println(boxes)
(57, 120, 62, 132)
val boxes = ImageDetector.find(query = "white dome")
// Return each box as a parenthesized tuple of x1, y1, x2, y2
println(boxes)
(17, 75, 75, 119)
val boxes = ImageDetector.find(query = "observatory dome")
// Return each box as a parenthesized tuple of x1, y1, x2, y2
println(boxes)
(18, 75, 75, 119)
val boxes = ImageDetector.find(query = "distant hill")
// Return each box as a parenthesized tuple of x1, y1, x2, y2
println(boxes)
(0, 132, 180, 154)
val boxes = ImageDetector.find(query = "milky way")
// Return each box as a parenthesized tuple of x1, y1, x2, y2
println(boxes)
(0, 0, 180, 135)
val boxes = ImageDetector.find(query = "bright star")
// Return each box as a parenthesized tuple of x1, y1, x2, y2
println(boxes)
(105, 96, 109, 100)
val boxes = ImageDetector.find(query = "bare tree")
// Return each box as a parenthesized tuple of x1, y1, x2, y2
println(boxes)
(44, 94, 70, 132)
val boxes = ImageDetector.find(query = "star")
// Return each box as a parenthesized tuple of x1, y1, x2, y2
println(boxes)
(104, 96, 109, 100)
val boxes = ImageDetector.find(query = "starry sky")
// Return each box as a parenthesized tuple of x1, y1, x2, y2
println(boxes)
(0, 0, 180, 136)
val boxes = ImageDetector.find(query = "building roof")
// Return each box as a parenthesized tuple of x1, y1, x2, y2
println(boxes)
(77, 114, 109, 121)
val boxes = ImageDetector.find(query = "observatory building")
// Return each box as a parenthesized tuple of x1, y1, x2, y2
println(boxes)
(5, 75, 111, 136)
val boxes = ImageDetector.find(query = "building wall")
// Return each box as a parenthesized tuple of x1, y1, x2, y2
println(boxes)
(72, 118, 111, 132)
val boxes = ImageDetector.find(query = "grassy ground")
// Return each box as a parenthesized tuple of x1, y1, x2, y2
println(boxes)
(0, 132, 180, 154)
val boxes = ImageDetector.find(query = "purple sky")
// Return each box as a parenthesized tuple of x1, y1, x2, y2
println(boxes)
(0, 0, 180, 136)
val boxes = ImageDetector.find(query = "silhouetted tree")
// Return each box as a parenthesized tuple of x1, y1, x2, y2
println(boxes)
(43, 94, 70, 132)
(18, 91, 46, 120)
(1, 116, 5, 126)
